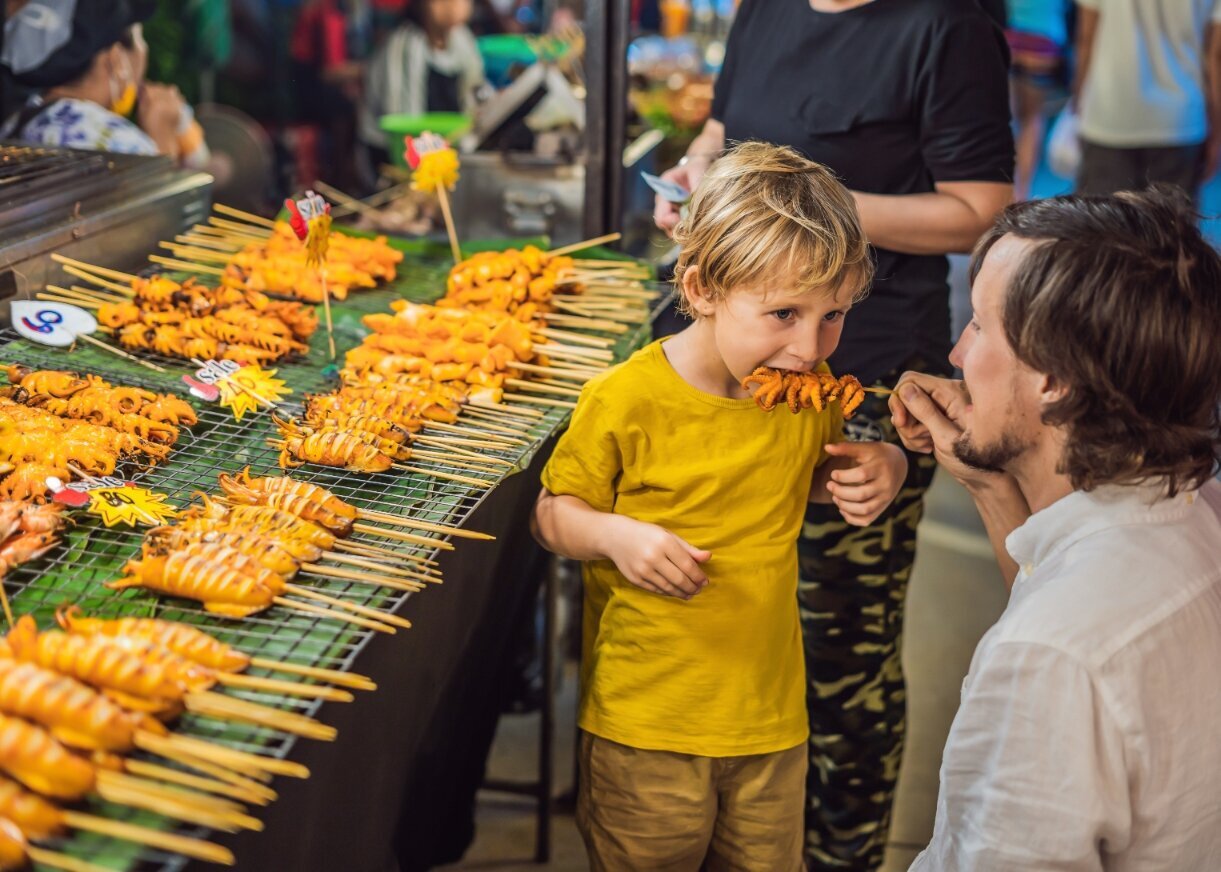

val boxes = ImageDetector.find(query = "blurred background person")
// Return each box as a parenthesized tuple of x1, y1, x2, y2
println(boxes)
(1006, 0, 1070, 198)
(0, 0, 209, 168)
(1073, 0, 1221, 200)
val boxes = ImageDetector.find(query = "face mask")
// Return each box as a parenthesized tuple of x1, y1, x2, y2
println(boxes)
(109, 55, 137, 117)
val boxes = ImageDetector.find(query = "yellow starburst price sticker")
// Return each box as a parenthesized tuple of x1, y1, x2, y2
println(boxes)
(85, 483, 179, 528)
(218, 364, 291, 422)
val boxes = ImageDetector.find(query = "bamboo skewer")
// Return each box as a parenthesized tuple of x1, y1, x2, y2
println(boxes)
(75, 332, 169, 373)
(537, 342, 614, 361)
(135, 730, 310, 779)
(215, 671, 355, 702)
(159, 242, 232, 263)
(547, 232, 621, 257)
(49, 253, 136, 284)
(460, 407, 537, 430)
(505, 378, 583, 397)
(93, 771, 260, 832)
(250, 657, 376, 691)
(466, 401, 545, 420)
(410, 449, 506, 473)
(61, 809, 235, 865)
(123, 758, 270, 805)
(24, 845, 115, 872)
(192, 223, 264, 244)
(327, 548, 440, 572)
(214, 203, 278, 228)
(148, 255, 226, 276)
(425, 420, 529, 444)
(44, 282, 125, 305)
(97, 770, 249, 817)
(185, 689, 340, 740)
(535, 327, 614, 348)
(209, 216, 273, 238)
(301, 564, 425, 592)
(332, 539, 438, 565)
(176, 233, 243, 252)
(414, 433, 514, 453)
(273, 597, 396, 635)
(284, 584, 412, 630)
(393, 465, 493, 488)
(412, 440, 511, 469)
(541, 312, 630, 333)
(358, 508, 495, 541)
(505, 360, 592, 382)
(352, 522, 453, 549)
(503, 393, 579, 409)
(148, 749, 279, 798)
(536, 347, 611, 368)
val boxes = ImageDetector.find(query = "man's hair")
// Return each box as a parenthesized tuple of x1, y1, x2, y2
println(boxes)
(673, 142, 873, 315)
(971, 187, 1221, 494)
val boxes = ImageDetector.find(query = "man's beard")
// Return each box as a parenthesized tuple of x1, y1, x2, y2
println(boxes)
(952, 430, 1028, 473)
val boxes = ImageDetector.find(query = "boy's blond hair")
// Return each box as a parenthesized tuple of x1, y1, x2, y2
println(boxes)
(673, 141, 873, 315)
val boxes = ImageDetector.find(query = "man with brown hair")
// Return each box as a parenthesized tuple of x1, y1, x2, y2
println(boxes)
(891, 188, 1221, 869)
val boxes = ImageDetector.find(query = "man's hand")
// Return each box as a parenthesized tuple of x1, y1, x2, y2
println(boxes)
(653, 160, 702, 236)
(889, 371, 970, 454)
(602, 515, 711, 600)
(137, 82, 185, 156)
(821, 441, 908, 526)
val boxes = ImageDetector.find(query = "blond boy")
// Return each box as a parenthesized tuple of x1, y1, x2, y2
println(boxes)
(531, 142, 908, 870)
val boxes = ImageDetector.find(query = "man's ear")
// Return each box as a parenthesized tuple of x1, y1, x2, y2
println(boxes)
(1039, 372, 1069, 405)
(681, 266, 716, 317)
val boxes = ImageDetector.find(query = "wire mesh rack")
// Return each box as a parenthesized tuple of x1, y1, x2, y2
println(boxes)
(0, 236, 672, 871)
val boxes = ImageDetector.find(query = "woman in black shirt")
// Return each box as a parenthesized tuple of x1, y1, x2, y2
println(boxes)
(655, 2, 1013, 869)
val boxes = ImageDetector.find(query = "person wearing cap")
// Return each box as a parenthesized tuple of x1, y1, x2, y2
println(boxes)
(0, 0, 208, 167)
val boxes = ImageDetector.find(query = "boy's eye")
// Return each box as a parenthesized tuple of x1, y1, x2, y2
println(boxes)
(823, 310, 845, 323)
(772, 309, 797, 322)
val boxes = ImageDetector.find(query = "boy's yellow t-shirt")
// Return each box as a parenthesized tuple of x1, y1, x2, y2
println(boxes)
(540, 339, 842, 757)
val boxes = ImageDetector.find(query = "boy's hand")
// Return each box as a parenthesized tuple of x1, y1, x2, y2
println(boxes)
(822, 442, 909, 526)
(602, 515, 711, 600)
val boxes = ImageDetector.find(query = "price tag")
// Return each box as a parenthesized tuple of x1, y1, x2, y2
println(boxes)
(10, 300, 99, 347)
(183, 360, 291, 420)
(50, 476, 178, 527)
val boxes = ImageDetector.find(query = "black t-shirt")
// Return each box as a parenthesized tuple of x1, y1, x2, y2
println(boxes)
(712, 0, 1013, 382)
(426, 65, 462, 113)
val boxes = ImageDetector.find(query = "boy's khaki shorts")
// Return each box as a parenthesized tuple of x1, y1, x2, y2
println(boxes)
(576, 732, 807, 872)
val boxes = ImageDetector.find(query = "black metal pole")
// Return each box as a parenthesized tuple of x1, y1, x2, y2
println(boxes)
(583, 0, 631, 238)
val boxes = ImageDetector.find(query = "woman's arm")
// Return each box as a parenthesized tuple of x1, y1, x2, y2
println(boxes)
(851, 180, 1013, 255)
(1072, 6, 1100, 108)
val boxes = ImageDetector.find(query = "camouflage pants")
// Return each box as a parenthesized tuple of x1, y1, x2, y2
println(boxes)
(798, 366, 939, 871)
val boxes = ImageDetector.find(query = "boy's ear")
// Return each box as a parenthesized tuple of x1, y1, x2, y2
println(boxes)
(681, 266, 717, 317)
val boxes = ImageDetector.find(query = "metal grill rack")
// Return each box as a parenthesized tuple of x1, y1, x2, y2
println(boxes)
(0, 242, 671, 871)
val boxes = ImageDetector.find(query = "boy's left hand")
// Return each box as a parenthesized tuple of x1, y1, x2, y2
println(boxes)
(822, 442, 909, 526)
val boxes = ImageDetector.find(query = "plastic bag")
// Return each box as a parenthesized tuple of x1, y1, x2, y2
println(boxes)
(1047, 107, 1081, 180)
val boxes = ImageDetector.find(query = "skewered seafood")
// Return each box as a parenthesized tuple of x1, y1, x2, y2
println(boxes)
(0, 711, 96, 800)
(57, 608, 248, 674)
(270, 421, 394, 472)
(442, 246, 575, 318)
(111, 553, 277, 619)
(218, 469, 355, 535)
(741, 367, 867, 418)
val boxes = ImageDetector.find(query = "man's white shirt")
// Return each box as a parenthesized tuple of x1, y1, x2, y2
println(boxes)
(911, 478, 1221, 871)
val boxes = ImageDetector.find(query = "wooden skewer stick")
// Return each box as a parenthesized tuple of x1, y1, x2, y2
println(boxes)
(393, 464, 493, 488)
(352, 521, 453, 549)
(75, 333, 169, 373)
(25, 845, 116, 872)
(185, 689, 340, 740)
(411, 440, 511, 468)
(313, 179, 383, 219)
(159, 242, 232, 263)
(466, 401, 545, 420)
(552, 302, 647, 324)
(414, 433, 515, 454)
(49, 253, 136, 283)
(61, 809, 235, 865)
(328, 548, 440, 572)
(209, 216, 273, 238)
(35, 292, 99, 310)
(541, 312, 629, 333)
(435, 185, 463, 265)
(148, 254, 226, 276)
(250, 656, 377, 691)
(547, 232, 621, 257)
(122, 758, 271, 805)
(273, 597, 396, 636)
(59, 264, 133, 296)
(332, 539, 438, 565)
(319, 562, 437, 587)
(93, 771, 257, 827)
(358, 508, 495, 541)
(301, 564, 425, 592)
(505, 378, 583, 398)
(44, 281, 125, 305)
(505, 360, 592, 382)
(536, 341, 614, 361)
(863, 386, 894, 395)
(146, 749, 278, 799)
(214, 203, 278, 228)
(409, 449, 508, 473)
(426, 420, 529, 444)
(536, 348, 611, 368)
(136, 730, 310, 779)
(535, 327, 614, 348)
(193, 223, 265, 243)
(503, 393, 579, 409)
(216, 671, 355, 702)
(176, 233, 243, 252)
(284, 584, 413, 630)
(459, 410, 536, 434)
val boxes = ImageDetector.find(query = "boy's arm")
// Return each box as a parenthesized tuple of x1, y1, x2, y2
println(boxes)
(531, 489, 711, 599)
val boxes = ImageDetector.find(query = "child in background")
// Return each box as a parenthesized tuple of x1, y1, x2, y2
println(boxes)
(531, 142, 908, 871)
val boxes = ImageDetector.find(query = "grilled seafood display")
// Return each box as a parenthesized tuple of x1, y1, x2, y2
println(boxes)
(221, 222, 402, 303)
(441, 245, 576, 320)
(741, 367, 867, 418)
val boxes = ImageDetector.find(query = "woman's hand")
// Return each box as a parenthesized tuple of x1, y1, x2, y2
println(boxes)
(136, 82, 185, 157)
(653, 159, 703, 236)
(602, 515, 711, 600)
(819, 441, 909, 526)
